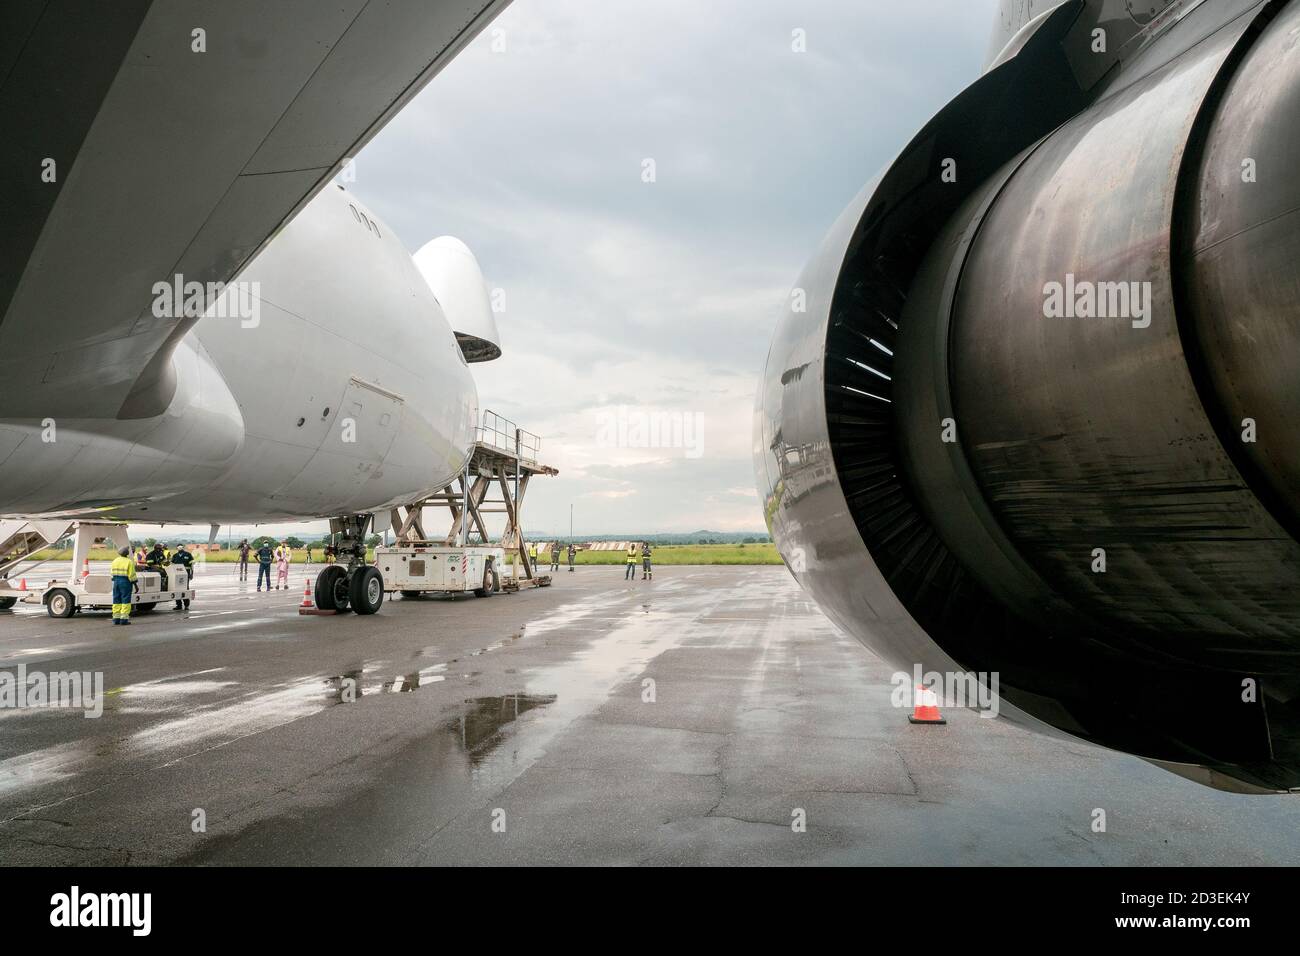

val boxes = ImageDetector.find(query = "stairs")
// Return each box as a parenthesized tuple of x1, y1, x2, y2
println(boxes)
(0, 519, 75, 579)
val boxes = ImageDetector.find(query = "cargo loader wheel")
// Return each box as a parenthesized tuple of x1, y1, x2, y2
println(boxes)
(315, 565, 350, 612)
(474, 563, 499, 598)
(349, 566, 384, 615)
(400, 590, 422, 599)
(47, 589, 75, 618)
(0, 596, 15, 610)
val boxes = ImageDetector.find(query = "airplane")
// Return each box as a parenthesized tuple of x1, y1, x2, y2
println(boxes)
(755, 0, 1300, 792)
(0, 0, 514, 614)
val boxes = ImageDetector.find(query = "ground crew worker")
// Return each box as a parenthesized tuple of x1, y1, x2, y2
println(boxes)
(567, 542, 576, 572)
(642, 541, 653, 580)
(305, 546, 313, 565)
(255, 540, 275, 591)
(238, 539, 251, 581)
(134, 545, 147, 565)
(550, 542, 561, 572)
(110, 546, 137, 626)
(625, 543, 638, 580)
(170, 544, 194, 609)
(145, 542, 169, 590)
(528, 542, 537, 572)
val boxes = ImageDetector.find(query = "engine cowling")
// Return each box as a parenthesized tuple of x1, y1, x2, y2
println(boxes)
(756, 0, 1300, 791)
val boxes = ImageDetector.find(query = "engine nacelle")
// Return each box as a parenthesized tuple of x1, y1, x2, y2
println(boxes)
(756, 0, 1300, 791)
(414, 236, 502, 363)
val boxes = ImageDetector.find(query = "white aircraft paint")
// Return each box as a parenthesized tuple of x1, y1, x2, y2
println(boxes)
(0, 185, 482, 524)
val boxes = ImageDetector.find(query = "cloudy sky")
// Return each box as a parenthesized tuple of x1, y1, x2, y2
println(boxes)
(151, 0, 1002, 542)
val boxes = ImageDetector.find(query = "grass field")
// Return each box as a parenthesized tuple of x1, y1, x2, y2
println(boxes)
(23, 543, 783, 566)
(509, 544, 780, 566)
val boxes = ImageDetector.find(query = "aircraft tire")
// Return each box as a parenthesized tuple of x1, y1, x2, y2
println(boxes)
(315, 565, 348, 611)
(350, 566, 384, 615)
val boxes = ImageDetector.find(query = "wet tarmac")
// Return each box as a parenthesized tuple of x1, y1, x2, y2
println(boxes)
(1, 562, 1299, 865)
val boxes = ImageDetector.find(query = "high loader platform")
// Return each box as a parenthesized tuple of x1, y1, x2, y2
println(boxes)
(376, 410, 558, 598)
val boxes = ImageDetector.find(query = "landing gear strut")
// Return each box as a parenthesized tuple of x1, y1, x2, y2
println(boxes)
(315, 515, 384, 615)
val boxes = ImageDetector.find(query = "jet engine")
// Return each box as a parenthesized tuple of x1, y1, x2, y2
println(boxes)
(755, 0, 1300, 791)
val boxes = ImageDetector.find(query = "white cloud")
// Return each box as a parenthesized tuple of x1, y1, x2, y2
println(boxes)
(343, 0, 999, 535)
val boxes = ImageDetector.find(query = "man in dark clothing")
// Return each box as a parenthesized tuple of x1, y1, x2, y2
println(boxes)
(170, 544, 195, 609)
(145, 542, 169, 590)
(238, 540, 251, 581)
(567, 543, 576, 572)
(550, 542, 561, 572)
(255, 541, 275, 591)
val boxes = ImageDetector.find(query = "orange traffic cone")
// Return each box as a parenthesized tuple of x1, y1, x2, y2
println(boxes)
(17, 578, 27, 591)
(300, 579, 314, 609)
(908, 684, 947, 725)
(81, 559, 90, 580)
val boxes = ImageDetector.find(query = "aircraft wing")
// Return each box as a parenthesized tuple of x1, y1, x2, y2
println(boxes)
(0, 0, 509, 421)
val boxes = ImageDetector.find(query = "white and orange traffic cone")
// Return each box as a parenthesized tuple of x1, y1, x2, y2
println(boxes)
(17, 578, 26, 591)
(300, 579, 314, 610)
(81, 559, 90, 580)
(908, 684, 947, 725)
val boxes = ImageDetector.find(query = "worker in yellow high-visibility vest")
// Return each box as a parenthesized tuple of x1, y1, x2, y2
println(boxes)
(625, 543, 638, 581)
(109, 546, 138, 626)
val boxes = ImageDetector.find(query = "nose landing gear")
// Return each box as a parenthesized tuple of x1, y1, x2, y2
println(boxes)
(314, 515, 385, 615)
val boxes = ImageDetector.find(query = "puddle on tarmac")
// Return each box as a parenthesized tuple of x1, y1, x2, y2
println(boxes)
(519, 599, 619, 637)
(326, 662, 448, 699)
(174, 579, 756, 862)
(469, 633, 522, 656)
(447, 694, 557, 763)
(4, 581, 733, 828)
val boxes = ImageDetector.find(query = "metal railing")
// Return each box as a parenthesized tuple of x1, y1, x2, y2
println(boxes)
(477, 409, 541, 463)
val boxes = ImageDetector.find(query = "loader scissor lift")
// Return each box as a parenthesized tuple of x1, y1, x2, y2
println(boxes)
(376, 410, 558, 598)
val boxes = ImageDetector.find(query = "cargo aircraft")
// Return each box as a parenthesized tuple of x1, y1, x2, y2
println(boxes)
(0, 1, 514, 614)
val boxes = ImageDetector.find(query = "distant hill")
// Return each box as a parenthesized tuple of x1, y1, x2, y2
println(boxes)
(535, 530, 771, 545)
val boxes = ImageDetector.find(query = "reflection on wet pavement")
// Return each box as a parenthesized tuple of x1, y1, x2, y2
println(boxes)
(450, 694, 557, 762)
(128, 675, 336, 754)
(8, 565, 1299, 866)
(0, 740, 97, 799)
(171, 575, 728, 862)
